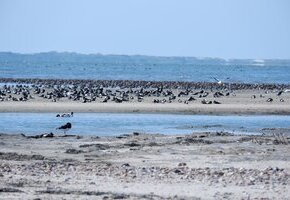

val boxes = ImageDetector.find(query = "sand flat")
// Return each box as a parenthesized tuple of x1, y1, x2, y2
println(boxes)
(0, 133, 290, 199)
(1, 101, 290, 114)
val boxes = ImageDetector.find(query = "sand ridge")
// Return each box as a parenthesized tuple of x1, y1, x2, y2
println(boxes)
(1, 101, 290, 114)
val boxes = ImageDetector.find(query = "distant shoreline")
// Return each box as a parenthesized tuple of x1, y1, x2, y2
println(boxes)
(1, 51, 290, 62)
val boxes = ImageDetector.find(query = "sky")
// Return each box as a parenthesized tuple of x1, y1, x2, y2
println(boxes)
(0, 0, 289, 59)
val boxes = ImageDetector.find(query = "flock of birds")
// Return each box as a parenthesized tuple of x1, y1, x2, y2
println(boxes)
(55, 112, 73, 134)
(0, 82, 288, 104)
(0, 83, 230, 104)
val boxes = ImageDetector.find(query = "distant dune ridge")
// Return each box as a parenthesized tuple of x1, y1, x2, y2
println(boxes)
(0, 52, 290, 66)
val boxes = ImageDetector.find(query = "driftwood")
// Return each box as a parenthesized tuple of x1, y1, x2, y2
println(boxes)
(23, 133, 54, 139)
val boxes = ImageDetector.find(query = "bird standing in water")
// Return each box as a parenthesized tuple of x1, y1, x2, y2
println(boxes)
(56, 122, 72, 135)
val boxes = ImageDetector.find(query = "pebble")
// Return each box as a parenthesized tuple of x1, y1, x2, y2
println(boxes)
(1, 161, 289, 187)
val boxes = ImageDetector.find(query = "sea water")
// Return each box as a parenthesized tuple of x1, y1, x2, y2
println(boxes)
(0, 113, 289, 136)
(1, 55, 290, 136)
(1, 56, 290, 84)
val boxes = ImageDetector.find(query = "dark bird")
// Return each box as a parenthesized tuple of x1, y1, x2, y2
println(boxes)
(266, 98, 273, 102)
(277, 91, 283, 96)
(56, 112, 74, 117)
(213, 100, 221, 104)
(56, 122, 72, 134)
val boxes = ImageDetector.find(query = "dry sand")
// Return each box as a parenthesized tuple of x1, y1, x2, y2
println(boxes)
(1, 132, 290, 199)
(1, 101, 290, 115)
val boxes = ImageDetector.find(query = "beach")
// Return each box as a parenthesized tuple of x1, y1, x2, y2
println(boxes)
(0, 78, 290, 115)
(1, 0, 290, 199)
(1, 79, 290, 199)
(1, 101, 290, 115)
(1, 132, 290, 199)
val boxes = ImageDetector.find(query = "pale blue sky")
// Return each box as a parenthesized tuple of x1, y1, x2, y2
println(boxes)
(0, 0, 289, 59)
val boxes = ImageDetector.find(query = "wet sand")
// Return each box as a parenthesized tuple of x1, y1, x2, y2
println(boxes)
(1, 132, 290, 199)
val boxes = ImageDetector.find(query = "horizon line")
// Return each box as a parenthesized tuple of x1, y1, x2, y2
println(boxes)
(1, 51, 290, 61)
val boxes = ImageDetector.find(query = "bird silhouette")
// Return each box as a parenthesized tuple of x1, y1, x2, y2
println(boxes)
(56, 122, 72, 135)
(56, 112, 74, 117)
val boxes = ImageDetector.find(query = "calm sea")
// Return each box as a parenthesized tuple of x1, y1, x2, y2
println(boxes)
(0, 59, 290, 83)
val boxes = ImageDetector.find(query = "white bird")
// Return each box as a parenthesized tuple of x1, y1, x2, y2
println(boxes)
(212, 77, 222, 85)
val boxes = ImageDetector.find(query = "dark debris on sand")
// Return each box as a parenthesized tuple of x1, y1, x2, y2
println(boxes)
(0, 152, 45, 161)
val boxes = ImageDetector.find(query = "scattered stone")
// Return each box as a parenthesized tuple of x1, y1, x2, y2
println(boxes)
(65, 149, 84, 154)
(0, 188, 23, 193)
(121, 163, 130, 167)
(79, 143, 109, 150)
(178, 163, 187, 167)
(124, 142, 141, 147)
(25, 133, 54, 139)
(0, 152, 44, 161)
(133, 132, 140, 136)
